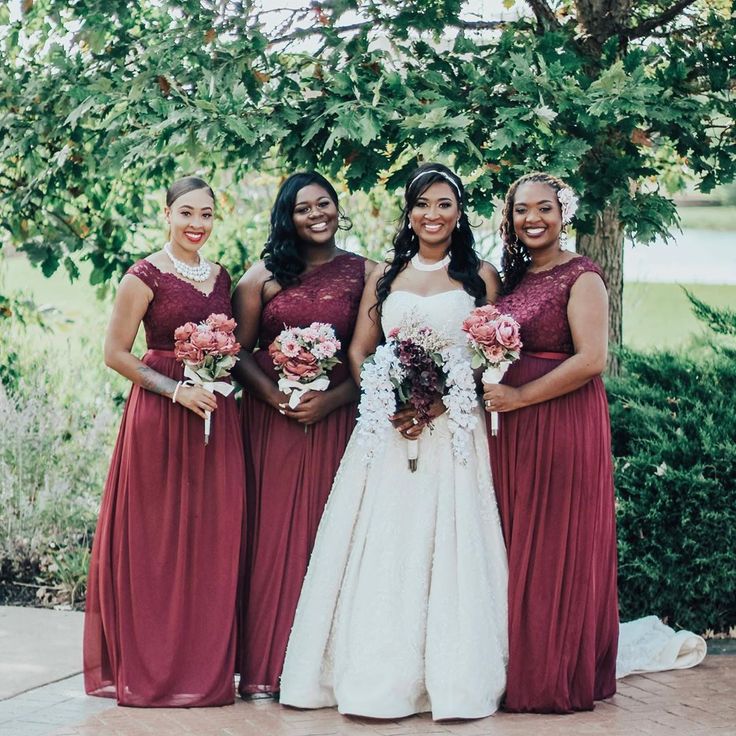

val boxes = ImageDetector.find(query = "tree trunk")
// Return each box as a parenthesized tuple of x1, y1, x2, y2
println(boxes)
(576, 205, 624, 376)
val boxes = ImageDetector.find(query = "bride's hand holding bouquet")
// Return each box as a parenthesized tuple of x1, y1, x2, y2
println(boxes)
(358, 316, 477, 472)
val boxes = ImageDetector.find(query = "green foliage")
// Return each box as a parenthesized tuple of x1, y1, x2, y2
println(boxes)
(608, 298, 736, 633)
(0, 0, 734, 284)
(0, 317, 123, 608)
(684, 288, 736, 336)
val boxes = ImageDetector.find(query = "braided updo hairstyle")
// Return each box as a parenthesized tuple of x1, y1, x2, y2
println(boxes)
(374, 163, 486, 313)
(499, 171, 570, 295)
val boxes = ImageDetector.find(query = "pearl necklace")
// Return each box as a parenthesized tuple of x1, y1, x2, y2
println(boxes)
(411, 253, 451, 272)
(164, 242, 211, 283)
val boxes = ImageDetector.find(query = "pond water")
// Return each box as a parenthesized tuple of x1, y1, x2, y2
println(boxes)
(483, 229, 735, 284)
(623, 229, 735, 284)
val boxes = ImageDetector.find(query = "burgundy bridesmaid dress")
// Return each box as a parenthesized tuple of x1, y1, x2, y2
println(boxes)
(237, 253, 365, 695)
(489, 256, 619, 713)
(83, 259, 245, 707)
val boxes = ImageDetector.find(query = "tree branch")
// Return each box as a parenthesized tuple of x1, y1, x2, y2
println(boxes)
(624, 0, 698, 41)
(525, 0, 560, 29)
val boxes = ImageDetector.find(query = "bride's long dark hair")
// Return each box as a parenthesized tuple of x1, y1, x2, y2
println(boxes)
(375, 163, 485, 314)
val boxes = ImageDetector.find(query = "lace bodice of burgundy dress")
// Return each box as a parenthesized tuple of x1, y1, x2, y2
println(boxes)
(126, 260, 233, 350)
(495, 256, 605, 354)
(256, 253, 365, 382)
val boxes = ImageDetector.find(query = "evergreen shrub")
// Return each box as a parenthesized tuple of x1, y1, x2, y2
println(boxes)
(608, 342, 736, 634)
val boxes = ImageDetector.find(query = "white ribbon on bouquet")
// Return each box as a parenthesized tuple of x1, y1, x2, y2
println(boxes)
(482, 361, 512, 436)
(183, 365, 234, 445)
(278, 376, 331, 409)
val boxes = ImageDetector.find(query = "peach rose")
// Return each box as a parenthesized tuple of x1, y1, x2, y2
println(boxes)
(482, 343, 505, 362)
(190, 327, 217, 350)
(206, 313, 237, 333)
(175, 342, 204, 363)
(174, 322, 197, 341)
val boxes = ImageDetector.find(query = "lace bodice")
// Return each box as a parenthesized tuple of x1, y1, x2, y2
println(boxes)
(381, 290, 475, 350)
(126, 260, 234, 350)
(256, 253, 366, 383)
(495, 256, 605, 354)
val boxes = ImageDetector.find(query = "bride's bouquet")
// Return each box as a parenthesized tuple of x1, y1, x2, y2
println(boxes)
(357, 316, 477, 472)
(174, 313, 241, 444)
(462, 305, 522, 436)
(269, 322, 341, 409)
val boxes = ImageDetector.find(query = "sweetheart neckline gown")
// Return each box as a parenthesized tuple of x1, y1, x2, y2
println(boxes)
(279, 289, 509, 720)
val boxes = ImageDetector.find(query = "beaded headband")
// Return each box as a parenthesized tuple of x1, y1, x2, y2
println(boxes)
(408, 169, 462, 200)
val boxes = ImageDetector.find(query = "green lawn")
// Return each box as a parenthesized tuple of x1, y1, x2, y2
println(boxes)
(677, 206, 736, 232)
(4, 255, 735, 352)
(623, 281, 736, 351)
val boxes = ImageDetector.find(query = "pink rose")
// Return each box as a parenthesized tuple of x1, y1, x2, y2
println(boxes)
(174, 322, 197, 341)
(467, 322, 497, 345)
(388, 327, 400, 338)
(495, 316, 522, 350)
(206, 313, 237, 333)
(190, 327, 217, 350)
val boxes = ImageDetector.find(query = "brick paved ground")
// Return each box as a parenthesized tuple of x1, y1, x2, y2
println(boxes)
(0, 655, 732, 736)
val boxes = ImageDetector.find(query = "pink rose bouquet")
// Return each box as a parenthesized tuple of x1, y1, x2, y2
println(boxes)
(174, 313, 241, 444)
(269, 322, 341, 410)
(462, 305, 522, 436)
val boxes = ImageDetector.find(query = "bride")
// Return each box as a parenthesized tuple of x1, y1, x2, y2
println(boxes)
(279, 163, 508, 720)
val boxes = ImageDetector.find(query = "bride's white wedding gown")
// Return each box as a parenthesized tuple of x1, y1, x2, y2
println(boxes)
(280, 290, 508, 720)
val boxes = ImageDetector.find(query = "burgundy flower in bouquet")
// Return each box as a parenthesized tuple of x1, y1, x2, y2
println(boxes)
(366, 319, 452, 471)
(462, 304, 522, 435)
(174, 313, 241, 444)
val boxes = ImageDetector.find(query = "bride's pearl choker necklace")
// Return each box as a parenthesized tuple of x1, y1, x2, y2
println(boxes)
(411, 253, 451, 272)
(164, 242, 211, 282)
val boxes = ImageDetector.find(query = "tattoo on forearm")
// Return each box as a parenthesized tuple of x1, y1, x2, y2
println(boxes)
(136, 366, 178, 396)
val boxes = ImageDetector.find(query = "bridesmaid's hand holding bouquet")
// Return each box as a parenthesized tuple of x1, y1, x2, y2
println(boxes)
(174, 313, 241, 444)
(462, 305, 522, 436)
(269, 322, 341, 410)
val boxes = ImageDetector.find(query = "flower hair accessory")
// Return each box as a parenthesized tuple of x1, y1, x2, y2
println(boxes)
(557, 187, 578, 224)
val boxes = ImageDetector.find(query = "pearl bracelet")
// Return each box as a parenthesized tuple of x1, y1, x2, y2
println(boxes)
(172, 381, 183, 404)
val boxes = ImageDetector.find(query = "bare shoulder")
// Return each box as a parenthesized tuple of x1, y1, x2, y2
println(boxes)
(236, 259, 271, 288)
(363, 257, 379, 279)
(478, 260, 501, 302)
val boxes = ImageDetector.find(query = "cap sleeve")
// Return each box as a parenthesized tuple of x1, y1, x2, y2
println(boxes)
(567, 256, 606, 291)
(126, 260, 160, 291)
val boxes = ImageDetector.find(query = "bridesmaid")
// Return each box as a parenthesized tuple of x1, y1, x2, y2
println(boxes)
(483, 172, 618, 713)
(83, 176, 245, 706)
(232, 171, 373, 697)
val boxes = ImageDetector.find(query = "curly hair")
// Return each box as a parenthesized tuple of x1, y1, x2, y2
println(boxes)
(375, 162, 486, 313)
(262, 171, 351, 288)
(499, 171, 571, 295)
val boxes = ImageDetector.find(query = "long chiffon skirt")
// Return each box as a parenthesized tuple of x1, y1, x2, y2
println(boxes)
(237, 386, 357, 694)
(83, 350, 245, 707)
(489, 353, 619, 713)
